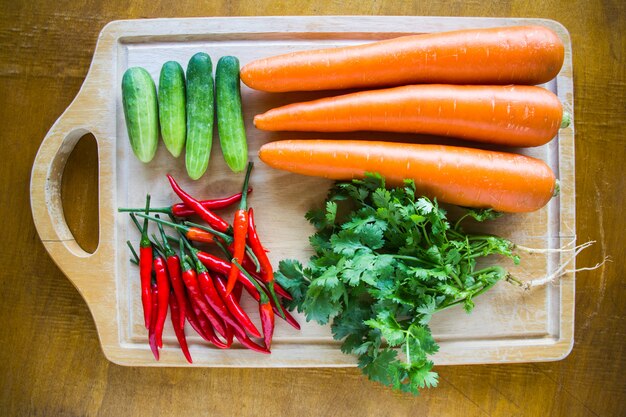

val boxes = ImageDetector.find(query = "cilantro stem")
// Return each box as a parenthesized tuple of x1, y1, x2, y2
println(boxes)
(390, 254, 437, 267)
(454, 213, 471, 231)
(449, 270, 464, 288)
(405, 336, 411, 364)
(420, 224, 432, 246)
(436, 282, 496, 313)
(470, 265, 505, 277)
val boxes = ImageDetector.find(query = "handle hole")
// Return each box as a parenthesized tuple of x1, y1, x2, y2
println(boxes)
(61, 133, 99, 254)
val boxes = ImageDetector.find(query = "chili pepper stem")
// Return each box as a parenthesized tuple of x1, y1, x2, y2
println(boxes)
(184, 220, 261, 271)
(182, 220, 233, 243)
(126, 241, 140, 263)
(118, 207, 172, 214)
(232, 260, 269, 304)
(156, 216, 175, 256)
(142, 194, 151, 236)
(179, 238, 186, 260)
(267, 284, 286, 320)
(238, 162, 254, 211)
(129, 212, 143, 233)
(151, 233, 166, 256)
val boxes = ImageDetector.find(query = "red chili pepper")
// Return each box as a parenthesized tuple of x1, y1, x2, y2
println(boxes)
(245, 208, 293, 301)
(154, 216, 188, 330)
(139, 214, 221, 247)
(179, 251, 228, 339)
(166, 174, 230, 233)
(242, 282, 301, 330)
(196, 250, 260, 299)
(185, 227, 215, 244)
(186, 247, 249, 337)
(153, 255, 170, 349)
(240, 254, 293, 300)
(246, 208, 273, 279)
(215, 275, 261, 338)
(117, 189, 251, 217)
(232, 325, 270, 354)
(137, 196, 153, 330)
(232, 259, 275, 350)
(233, 281, 244, 301)
(259, 301, 275, 350)
(148, 282, 159, 360)
(169, 294, 192, 363)
(184, 295, 230, 349)
(225, 163, 254, 295)
(162, 253, 186, 330)
(226, 210, 248, 294)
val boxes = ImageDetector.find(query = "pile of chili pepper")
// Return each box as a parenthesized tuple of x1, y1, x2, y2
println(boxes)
(120, 163, 298, 362)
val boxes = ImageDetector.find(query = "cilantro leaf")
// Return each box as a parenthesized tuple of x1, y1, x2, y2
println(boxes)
(280, 175, 518, 396)
(359, 348, 398, 387)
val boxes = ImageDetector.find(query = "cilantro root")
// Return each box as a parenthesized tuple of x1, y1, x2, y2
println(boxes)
(507, 240, 606, 290)
(275, 173, 597, 395)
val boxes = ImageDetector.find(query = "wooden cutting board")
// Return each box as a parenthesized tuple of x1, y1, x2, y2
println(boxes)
(30, 16, 575, 366)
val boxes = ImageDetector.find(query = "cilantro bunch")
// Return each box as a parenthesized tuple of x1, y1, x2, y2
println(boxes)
(276, 174, 523, 394)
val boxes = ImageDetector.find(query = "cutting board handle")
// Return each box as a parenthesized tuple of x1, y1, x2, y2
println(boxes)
(30, 98, 107, 282)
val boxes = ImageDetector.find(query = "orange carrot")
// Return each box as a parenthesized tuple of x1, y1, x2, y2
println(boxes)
(254, 85, 566, 147)
(258, 140, 556, 213)
(241, 26, 564, 92)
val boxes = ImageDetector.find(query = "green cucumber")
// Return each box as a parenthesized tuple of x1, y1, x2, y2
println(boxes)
(158, 61, 186, 157)
(216, 56, 248, 172)
(121, 67, 158, 163)
(185, 53, 214, 180)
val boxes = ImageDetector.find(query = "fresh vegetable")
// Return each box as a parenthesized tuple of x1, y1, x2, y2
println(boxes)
(122, 67, 159, 162)
(216, 56, 249, 172)
(156, 220, 187, 329)
(240, 253, 293, 301)
(137, 196, 153, 329)
(240, 25, 564, 92)
(232, 325, 270, 354)
(259, 301, 275, 350)
(137, 214, 238, 249)
(233, 259, 275, 350)
(254, 85, 567, 147)
(275, 174, 524, 394)
(196, 250, 259, 298)
(225, 162, 253, 295)
(246, 207, 285, 310)
(153, 255, 170, 349)
(166, 174, 230, 232)
(185, 243, 248, 337)
(258, 140, 556, 213)
(118, 189, 251, 217)
(124, 172, 298, 358)
(214, 275, 262, 338)
(158, 61, 187, 157)
(178, 249, 228, 339)
(184, 292, 230, 349)
(169, 295, 192, 363)
(185, 52, 215, 180)
(148, 282, 159, 360)
(195, 250, 299, 330)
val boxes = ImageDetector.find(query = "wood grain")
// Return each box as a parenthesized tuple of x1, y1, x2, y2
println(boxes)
(1, 1, 624, 416)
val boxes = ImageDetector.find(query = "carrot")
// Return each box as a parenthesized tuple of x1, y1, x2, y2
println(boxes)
(254, 85, 566, 147)
(240, 25, 564, 92)
(258, 140, 556, 213)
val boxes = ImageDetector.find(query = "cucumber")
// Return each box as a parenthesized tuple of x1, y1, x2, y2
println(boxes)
(158, 61, 186, 157)
(216, 56, 248, 172)
(121, 67, 158, 163)
(185, 53, 214, 180)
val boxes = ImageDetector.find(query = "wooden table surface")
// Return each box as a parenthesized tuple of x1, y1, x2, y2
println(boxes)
(1, 1, 624, 416)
